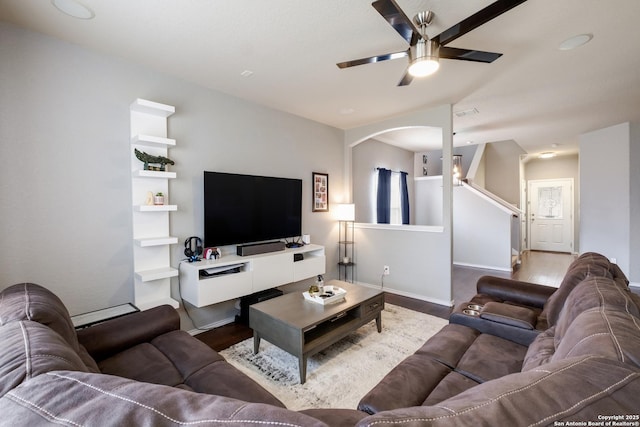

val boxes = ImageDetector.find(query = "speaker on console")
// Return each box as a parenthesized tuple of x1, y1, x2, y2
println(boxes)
(237, 241, 286, 256)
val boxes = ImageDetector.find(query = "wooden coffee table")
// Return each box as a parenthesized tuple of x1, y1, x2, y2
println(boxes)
(249, 280, 384, 384)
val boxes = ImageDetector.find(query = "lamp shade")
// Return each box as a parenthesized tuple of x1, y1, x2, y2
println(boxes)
(334, 204, 355, 221)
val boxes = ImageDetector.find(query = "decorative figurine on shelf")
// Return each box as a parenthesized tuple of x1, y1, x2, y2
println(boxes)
(134, 148, 175, 171)
(144, 191, 154, 206)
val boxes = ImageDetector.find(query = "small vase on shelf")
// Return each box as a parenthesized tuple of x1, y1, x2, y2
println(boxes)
(154, 192, 165, 205)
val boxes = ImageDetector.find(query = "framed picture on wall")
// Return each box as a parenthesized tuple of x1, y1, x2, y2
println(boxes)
(312, 172, 329, 212)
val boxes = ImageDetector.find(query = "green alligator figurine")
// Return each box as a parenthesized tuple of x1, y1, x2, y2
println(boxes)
(134, 148, 175, 171)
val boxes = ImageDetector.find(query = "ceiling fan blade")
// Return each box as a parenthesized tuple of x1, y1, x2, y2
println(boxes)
(397, 70, 414, 86)
(372, 0, 421, 46)
(337, 50, 408, 69)
(439, 46, 502, 63)
(433, 0, 528, 46)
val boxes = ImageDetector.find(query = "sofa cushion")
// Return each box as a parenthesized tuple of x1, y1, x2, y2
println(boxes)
(521, 326, 556, 371)
(98, 342, 185, 386)
(0, 283, 79, 350)
(0, 321, 88, 397)
(540, 262, 612, 327)
(552, 309, 640, 369)
(77, 304, 180, 362)
(0, 371, 328, 426)
(356, 356, 640, 426)
(77, 344, 100, 373)
(357, 353, 452, 414)
(454, 333, 527, 383)
(421, 371, 480, 406)
(523, 276, 640, 371)
(358, 324, 527, 414)
(554, 276, 640, 346)
(97, 329, 285, 407)
(299, 408, 369, 427)
(415, 324, 480, 368)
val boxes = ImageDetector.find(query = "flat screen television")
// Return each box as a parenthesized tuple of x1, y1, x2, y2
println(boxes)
(203, 171, 302, 247)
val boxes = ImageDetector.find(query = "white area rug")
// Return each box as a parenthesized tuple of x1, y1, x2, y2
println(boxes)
(219, 304, 448, 410)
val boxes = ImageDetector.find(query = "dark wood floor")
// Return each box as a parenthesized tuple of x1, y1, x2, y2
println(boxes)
(195, 250, 576, 351)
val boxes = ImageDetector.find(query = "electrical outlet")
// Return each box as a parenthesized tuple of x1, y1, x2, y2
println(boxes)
(383, 265, 390, 276)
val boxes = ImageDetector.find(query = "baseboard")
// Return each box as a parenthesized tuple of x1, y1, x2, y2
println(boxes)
(187, 316, 235, 336)
(630, 282, 640, 294)
(453, 261, 512, 272)
(355, 281, 453, 307)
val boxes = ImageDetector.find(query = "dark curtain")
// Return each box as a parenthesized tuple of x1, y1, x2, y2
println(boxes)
(400, 171, 410, 225)
(376, 168, 391, 224)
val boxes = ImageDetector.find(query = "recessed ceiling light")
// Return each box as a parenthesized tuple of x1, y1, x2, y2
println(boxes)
(466, 141, 473, 144)
(51, 0, 95, 19)
(539, 152, 556, 159)
(558, 34, 593, 51)
(240, 70, 254, 78)
(339, 108, 355, 115)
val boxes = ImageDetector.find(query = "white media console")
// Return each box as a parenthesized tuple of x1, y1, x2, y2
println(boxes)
(179, 244, 325, 307)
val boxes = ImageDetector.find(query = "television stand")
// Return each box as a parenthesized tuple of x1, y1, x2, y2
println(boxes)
(237, 241, 286, 256)
(179, 244, 325, 307)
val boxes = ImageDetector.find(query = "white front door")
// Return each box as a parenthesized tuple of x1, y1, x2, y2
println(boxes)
(528, 179, 573, 253)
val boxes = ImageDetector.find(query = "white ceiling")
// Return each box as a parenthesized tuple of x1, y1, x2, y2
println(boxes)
(2, 0, 639, 155)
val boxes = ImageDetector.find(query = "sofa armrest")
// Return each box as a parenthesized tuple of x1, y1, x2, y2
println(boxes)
(449, 306, 540, 346)
(479, 302, 537, 329)
(76, 305, 179, 362)
(476, 276, 556, 308)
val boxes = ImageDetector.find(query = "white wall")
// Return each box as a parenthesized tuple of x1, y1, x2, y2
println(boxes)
(579, 123, 630, 277)
(414, 177, 443, 226)
(484, 140, 527, 206)
(0, 22, 344, 325)
(453, 185, 513, 271)
(345, 105, 454, 305)
(354, 224, 451, 305)
(351, 139, 414, 224)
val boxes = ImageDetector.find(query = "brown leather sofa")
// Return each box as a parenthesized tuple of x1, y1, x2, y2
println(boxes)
(3, 251, 640, 426)
(356, 253, 640, 425)
(0, 282, 366, 426)
(448, 252, 631, 346)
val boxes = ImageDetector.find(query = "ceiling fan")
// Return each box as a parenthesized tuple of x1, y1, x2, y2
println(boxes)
(337, 0, 528, 86)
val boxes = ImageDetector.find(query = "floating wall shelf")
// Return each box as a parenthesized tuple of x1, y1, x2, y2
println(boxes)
(134, 205, 178, 212)
(131, 134, 176, 147)
(133, 170, 177, 179)
(130, 98, 179, 310)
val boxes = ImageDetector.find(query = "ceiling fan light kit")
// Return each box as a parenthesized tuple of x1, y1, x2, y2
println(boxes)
(408, 39, 440, 77)
(337, 0, 528, 86)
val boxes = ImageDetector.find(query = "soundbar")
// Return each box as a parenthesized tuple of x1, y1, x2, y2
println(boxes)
(237, 241, 286, 256)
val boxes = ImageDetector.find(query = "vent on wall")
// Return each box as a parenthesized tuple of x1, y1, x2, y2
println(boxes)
(454, 108, 479, 118)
